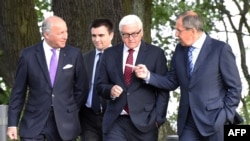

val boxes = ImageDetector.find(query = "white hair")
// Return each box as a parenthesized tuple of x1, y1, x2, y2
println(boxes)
(119, 14, 143, 32)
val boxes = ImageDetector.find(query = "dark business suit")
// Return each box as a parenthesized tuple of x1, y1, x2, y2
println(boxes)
(79, 49, 107, 141)
(97, 41, 169, 140)
(148, 35, 242, 140)
(8, 41, 87, 140)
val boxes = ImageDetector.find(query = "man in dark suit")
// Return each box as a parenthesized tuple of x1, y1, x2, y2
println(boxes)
(7, 16, 87, 141)
(134, 11, 242, 141)
(97, 14, 169, 141)
(80, 18, 114, 141)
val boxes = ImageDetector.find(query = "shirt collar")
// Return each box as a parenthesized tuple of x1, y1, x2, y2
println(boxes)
(43, 40, 60, 51)
(192, 32, 206, 49)
(95, 49, 103, 56)
(123, 42, 141, 53)
(95, 44, 112, 56)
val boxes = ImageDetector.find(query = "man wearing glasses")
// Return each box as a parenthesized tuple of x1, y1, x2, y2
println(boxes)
(96, 14, 169, 141)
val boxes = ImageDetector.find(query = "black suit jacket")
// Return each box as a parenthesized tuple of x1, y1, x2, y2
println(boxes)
(8, 41, 87, 140)
(97, 41, 170, 133)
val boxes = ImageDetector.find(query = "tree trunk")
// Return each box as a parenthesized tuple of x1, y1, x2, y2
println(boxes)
(0, 0, 40, 88)
(52, 0, 152, 53)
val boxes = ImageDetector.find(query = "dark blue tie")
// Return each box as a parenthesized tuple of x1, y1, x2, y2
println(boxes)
(91, 53, 102, 113)
(187, 46, 194, 77)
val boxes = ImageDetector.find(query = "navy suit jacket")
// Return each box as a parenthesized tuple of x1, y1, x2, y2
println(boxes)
(149, 35, 242, 136)
(81, 49, 107, 109)
(97, 41, 169, 134)
(8, 41, 87, 140)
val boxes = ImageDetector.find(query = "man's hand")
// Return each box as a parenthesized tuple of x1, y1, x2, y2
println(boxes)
(133, 64, 149, 79)
(7, 127, 18, 140)
(111, 85, 123, 98)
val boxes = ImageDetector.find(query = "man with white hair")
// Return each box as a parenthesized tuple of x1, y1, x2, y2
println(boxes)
(97, 14, 169, 141)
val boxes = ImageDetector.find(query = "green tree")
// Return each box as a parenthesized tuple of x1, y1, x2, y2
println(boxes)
(152, 0, 250, 131)
(1, 0, 249, 140)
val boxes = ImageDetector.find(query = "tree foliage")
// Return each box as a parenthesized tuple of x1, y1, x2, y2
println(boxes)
(152, 0, 250, 127)
(0, 0, 249, 140)
(34, 0, 52, 23)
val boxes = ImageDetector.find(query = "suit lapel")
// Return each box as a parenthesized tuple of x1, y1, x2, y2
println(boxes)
(192, 36, 212, 74)
(190, 36, 212, 85)
(110, 44, 128, 88)
(54, 47, 67, 87)
(135, 41, 147, 65)
(35, 42, 52, 87)
(86, 50, 96, 84)
(116, 45, 126, 87)
(129, 42, 147, 90)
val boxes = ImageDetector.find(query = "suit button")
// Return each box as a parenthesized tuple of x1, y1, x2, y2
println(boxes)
(127, 92, 130, 95)
(52, 94, 55, 97)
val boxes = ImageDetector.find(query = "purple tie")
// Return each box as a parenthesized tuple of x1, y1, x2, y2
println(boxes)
(50, 49, 58, 86)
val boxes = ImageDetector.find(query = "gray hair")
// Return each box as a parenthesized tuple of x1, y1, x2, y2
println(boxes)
(177, 11, 204, 31)
(119, 14, 143, 32)
(41, 16, 65, 36)
(41, 18, 51, 36)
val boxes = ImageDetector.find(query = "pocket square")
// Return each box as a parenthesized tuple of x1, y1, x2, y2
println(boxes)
(63, 64, 73, 69)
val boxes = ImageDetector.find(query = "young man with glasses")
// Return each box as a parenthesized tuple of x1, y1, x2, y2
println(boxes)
(96, 14, 169, 141)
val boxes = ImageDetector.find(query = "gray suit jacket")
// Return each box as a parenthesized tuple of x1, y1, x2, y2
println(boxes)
(149, 35, 242, 136)
(8, 41, 87, 140)
(97, 41, 170, 134)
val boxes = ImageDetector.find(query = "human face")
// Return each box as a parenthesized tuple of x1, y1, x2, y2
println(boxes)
(91, 25, 114, 51)
(44, 19, 68, 48)
(120, 24, 143, 49)
(175, 18, 194, 47)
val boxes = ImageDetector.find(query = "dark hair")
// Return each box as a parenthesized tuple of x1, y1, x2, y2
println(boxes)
(90, 18, 114, 33)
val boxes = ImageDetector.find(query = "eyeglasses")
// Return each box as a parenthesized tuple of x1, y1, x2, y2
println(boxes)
(121, 29, 141, 38)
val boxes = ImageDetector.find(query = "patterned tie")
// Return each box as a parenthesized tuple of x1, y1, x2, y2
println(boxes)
(50, 48, 58, 86)
(124, 49, 134, 114)
(91, 53, 102, 113)
(187, 46, 195, 77)
(124, 49, 134, 86)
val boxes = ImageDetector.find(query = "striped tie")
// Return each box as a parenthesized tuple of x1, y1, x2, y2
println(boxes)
(187, 46, 194, 77)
